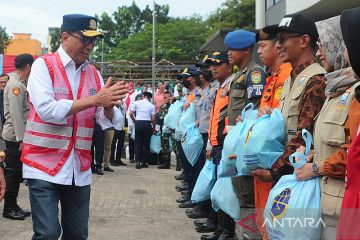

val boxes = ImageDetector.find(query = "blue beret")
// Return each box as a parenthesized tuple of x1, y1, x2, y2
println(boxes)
(224, 29, 256, 49)
(61, 14, 103, 38)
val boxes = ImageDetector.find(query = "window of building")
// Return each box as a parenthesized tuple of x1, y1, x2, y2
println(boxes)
(266, 0, 282, 9)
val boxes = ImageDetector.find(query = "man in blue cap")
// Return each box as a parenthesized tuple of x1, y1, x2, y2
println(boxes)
(196, 51, 235, 240)
(175, 66, 203, 208)
(184, 55, 219, 220)
(22, 14, 127, 239)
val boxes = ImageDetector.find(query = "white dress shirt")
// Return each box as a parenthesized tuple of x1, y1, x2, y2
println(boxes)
(131, 99, 155, 121)
(23, 45, 123, 186)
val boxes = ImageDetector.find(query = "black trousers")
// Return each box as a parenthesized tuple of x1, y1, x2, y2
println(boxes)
(91, 130, 105, 170)
(128, 134, 135, 160)
(4, 141, 22, 209)
(110, 129, 125, 162)
(189, 133, 208, 194)
(206, 145, 223, 225)
(176, 140, 192, 184)
(210, 145, 235, 236)
(135, 121, 152, 164)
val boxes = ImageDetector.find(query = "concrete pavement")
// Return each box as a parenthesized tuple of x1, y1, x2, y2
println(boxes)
(0, 162, 203, 240)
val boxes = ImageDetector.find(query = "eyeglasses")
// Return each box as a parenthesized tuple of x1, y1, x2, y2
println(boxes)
(276, 34, 303, 44)
(68, 33, 98, 46)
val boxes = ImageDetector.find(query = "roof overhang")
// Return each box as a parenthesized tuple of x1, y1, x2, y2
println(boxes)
(297, 0, 360, 21)
(199, 28, 234, 53)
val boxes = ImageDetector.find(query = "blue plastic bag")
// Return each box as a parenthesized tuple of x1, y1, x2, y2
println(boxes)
(217, 104, 256, 178)
(175, 103, 196, 140)
(264, 130, 322, 240)
(150, 134, 162, 154)
(235, 104, 259, 175)
(191, 160, 216, 203)
(164, 100, 183, 130)
(241, 109, 286, 172)
(210, 177, 241, 221)
(181, 124, 204, 166)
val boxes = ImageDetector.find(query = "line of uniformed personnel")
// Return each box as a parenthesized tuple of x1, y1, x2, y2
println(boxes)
(158, 10, 360, 240)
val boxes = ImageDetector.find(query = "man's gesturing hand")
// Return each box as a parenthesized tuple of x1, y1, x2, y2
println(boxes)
(95, 77, 127, 108)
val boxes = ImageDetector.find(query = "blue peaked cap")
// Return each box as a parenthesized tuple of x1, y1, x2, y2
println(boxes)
(224, 29, 256, 49)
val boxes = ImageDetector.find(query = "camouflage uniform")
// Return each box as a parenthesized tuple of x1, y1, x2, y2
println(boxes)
(158, 103, 171, 167)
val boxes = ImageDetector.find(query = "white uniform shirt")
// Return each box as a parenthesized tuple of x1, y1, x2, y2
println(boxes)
(23, 45, 123, 186)
(131, 99, 155, 121)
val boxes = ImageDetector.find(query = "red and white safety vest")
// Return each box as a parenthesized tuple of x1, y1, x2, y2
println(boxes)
(21, 52, 101, 176)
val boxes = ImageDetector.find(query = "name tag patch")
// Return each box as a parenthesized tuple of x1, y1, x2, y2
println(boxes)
(54, 87, 69, 94)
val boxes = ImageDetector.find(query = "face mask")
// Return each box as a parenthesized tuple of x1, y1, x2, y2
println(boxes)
(195, 77, 202, 87)
(202, 70, 213, 82)
(182, 80, 191, 88)
(355, 85, 360, 103)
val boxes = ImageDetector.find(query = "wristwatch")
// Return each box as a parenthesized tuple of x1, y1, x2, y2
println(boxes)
(312, 162, 319, 175)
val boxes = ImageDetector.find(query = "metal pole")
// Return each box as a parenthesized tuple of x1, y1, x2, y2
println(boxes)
(152, 0, 156, 102)
(101, 37, 104, 62)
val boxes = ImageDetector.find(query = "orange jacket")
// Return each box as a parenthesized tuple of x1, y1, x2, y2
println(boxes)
(259, 63, 292, 109)
(208, 83, 230, 147)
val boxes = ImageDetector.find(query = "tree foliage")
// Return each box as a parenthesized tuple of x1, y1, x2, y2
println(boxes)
(0, 26, 11, 54)
(94, 0, 255, 61)
(206, 0, 255, 34)
(50, 28, 62, 53)
(110, 17, 208, 61)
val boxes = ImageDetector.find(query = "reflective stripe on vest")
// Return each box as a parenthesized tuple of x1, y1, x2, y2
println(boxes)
(23, 134, 70, 150)
(75, 139, 92, 150)
(26, 121, 73, 137)
(76, 127, 93, 138)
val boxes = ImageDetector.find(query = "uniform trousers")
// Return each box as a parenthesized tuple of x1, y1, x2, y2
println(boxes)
(176, 140, 192, 184)
(91, 129, 105, 170)
(189, 133, 208, 194)
(208, 145, 235, 234)
(134, 120, 152, 164)
(4, 141, 22, 209)
(160, 132, 171, 165)
(103, 129, 114, 168)
(128, 133, 135, 161)
(111, 129, 125, 162)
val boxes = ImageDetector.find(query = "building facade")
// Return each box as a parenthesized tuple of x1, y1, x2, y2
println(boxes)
(256, 0, 360, 28)
(4, 33, 42, 56)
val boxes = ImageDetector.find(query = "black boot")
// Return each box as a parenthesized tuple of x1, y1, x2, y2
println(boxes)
(14, 204, 31, 217)
(158, 162, 170, 169)
(118, 160, 127, 166)
(135, 162, 141, 169)
(3, 207, 25, 220)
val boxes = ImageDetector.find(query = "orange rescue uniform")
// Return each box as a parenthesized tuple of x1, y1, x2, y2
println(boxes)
(255, 62, 292, 239)
(208, 76, 232, 147)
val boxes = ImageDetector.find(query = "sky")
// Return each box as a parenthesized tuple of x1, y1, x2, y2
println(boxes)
(0, 0, 226, 47)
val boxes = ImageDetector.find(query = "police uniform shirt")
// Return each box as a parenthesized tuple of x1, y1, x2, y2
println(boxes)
(132, 98, 155, 121)
(2, 72, 29, 142)
(0, 117, 6, 151)
(228, 62, 267, 125)
(196, 80, 220, 133)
